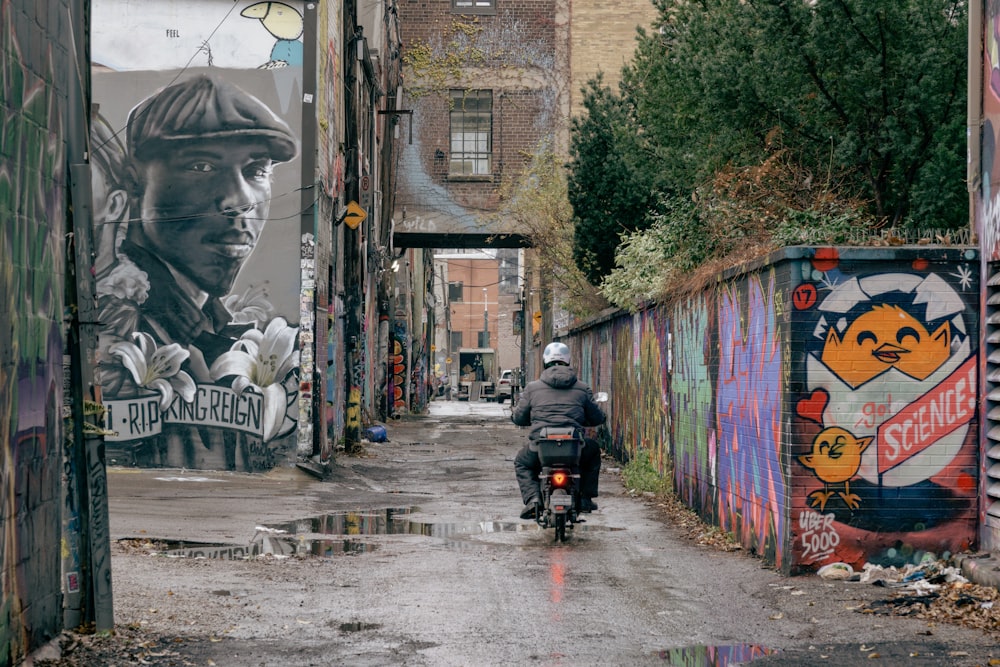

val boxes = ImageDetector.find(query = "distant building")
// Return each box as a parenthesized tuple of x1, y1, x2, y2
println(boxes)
(396, 0, 657, 384)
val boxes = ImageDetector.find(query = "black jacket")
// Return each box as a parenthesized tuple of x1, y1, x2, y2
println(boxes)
(511, 365, 606, 440)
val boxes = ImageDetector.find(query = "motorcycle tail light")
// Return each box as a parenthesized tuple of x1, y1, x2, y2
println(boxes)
(552, 471, 567, 487)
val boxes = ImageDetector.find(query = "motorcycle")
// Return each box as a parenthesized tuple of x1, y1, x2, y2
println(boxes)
(531, 392, 608, 543)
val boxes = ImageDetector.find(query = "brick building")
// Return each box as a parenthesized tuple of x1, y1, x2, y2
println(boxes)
(394, 0, 657, 394)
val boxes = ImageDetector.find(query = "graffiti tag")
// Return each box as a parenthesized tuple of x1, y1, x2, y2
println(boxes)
(799, 510, 840, 563)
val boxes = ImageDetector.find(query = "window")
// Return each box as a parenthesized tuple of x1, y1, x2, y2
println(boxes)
(450, 331, 463, 351)
(498, 248, 519, 296)
(450, 90, 492, 177)
(451, 0, 495, 15)
(448, 281, 464, 302)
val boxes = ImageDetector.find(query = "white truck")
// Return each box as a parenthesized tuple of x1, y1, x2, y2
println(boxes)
(455, 347, 497, 401)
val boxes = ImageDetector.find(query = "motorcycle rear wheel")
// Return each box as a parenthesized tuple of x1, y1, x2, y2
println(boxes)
(554, 513, 567, 542)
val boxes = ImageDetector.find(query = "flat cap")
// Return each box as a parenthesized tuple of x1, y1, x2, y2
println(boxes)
(127, 74, 298, 163)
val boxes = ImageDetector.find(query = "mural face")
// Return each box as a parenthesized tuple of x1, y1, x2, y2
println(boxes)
(793, 253, 979, 569)
(92, 35, 303, 470)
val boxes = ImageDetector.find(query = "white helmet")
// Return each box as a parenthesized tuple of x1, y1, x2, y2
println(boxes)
(543, 342, 571, 368)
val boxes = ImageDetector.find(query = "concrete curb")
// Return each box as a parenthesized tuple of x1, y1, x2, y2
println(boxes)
(952, 552, 1000, 592)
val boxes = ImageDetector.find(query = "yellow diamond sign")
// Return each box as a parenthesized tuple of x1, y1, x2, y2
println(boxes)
(344, 201, 367, 230)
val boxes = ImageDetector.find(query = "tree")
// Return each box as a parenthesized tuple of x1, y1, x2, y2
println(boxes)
(489, 144, 609, 319)
(569, 0, 969, 290)
(567, 76, 662, 284)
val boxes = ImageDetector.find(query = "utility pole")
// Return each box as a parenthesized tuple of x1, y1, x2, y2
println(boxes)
(66, 0, 113, 632)
(342, 16, 365, 454)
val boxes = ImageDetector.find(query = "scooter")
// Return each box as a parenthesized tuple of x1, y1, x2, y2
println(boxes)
(534, 426, 584, 542)
(532, 392, 608, 543)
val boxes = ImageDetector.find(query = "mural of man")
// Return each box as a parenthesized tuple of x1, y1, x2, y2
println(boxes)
(100, 74, 299, 374)
(90, 111, 130, 280)
(95, 74, 300, 469)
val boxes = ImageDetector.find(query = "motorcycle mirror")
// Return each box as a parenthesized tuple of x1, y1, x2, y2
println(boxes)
(594, 392, 608, 403)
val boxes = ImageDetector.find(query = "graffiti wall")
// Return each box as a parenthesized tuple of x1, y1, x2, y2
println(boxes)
(570, 309, 671, 482)
(391, 322, 408, 416)
(91, 0, 306, 471)
(716, 272, 786, 565)
(1, 0, 71, 661)
(563, 247, 979, 573)
(318, 0, 345, 453)
(982, 1, 1000, 260)
(791, 249, 979, 571)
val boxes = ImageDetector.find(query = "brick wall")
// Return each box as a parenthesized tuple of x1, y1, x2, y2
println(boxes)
(1, 1, 73, 663)
(569, 0, 658, 116)
(397, 0, 561, 235)
(401, 1, 557, 50)
(563, 246, 981, 575)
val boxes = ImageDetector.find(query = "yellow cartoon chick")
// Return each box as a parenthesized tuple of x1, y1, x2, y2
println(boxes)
(798, 427, 872, 512)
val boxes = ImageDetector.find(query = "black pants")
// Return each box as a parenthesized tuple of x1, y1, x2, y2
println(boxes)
(514, 438, 601, 505)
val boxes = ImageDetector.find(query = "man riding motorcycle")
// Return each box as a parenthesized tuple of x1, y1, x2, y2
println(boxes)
(511, 342, 606, 519)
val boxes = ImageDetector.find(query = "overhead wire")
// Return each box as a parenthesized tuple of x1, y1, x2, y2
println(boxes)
(91, 1, 248, 157)
(92, 185, 319, 228)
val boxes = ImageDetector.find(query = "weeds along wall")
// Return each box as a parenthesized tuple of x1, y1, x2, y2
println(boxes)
(565, 246, 981, 575)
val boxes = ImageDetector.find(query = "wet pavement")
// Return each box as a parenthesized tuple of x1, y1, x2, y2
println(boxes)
(82, 398, 1000, 666)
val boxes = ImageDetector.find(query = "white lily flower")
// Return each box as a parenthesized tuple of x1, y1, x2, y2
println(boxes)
(109, 332, 197, 410)
(222, 284, 274, 326)
(210, 317, 300, 441)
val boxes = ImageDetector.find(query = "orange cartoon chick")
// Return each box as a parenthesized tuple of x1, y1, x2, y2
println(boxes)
(798, 427, 872, 512)
(821, 303, 951, 388)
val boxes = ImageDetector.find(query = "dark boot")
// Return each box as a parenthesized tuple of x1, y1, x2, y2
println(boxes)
(580, 498, 598, 513)
(514, 444, 542, 510)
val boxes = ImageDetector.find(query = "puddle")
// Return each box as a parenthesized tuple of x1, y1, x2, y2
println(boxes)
(266, 510, 626, 538)
(127, 507, 626, 560)
(125, 537, 376, 559)
(654, 644, 777, 665)
(265, 508, 535, 539)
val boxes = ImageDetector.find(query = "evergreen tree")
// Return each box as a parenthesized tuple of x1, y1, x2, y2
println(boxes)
(567, 76, 661, 284)
(568, 0, 968, 288)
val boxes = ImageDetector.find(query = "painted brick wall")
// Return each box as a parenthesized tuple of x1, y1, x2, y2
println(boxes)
(91, 1, 308, 472)
(1, 1, 72, 663)
(564, 246, 981, 575)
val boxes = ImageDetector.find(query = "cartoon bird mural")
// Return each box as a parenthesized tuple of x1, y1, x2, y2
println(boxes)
(241, 2, 304, 69)
(798, 427, 872, 512)
(820, 303, 951, 389)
